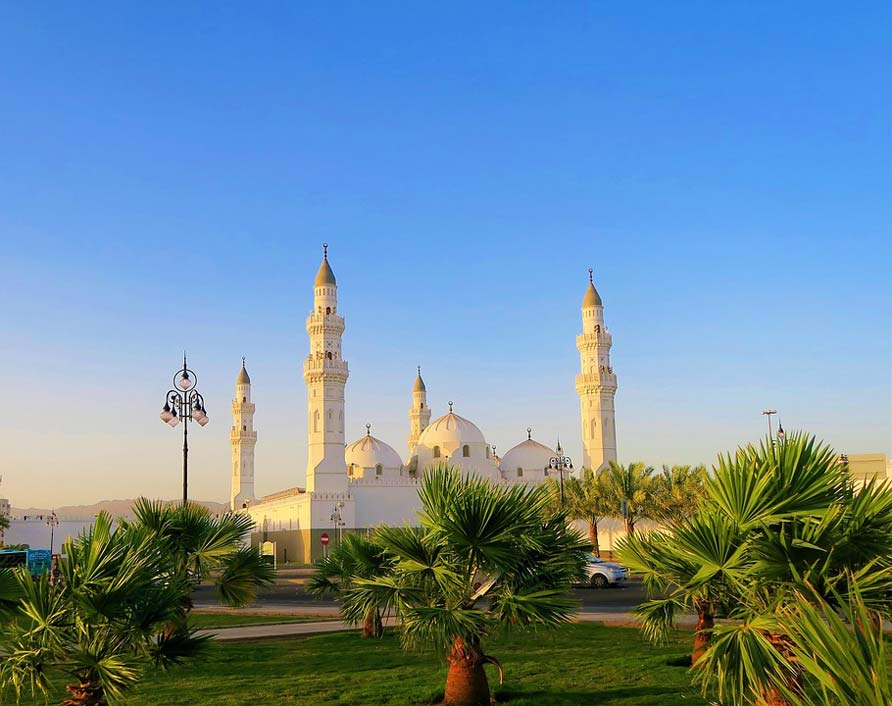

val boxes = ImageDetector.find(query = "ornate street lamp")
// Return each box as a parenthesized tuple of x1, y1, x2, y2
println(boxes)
(546, 440, 574, 507)
(160, 354, 209, 505)
(46, 510, 59, 554)
(330, 501, 346, 546)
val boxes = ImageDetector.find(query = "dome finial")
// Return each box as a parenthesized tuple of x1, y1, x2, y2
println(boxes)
(366, 423, 371, 436)
(323, 242, 328, 259)
(448, 401, 454, 413)
(527, 427, 532, 440)
(588, 267, 593, 284)
(417, 365, 421, 376)
(242, 356, 246, 367)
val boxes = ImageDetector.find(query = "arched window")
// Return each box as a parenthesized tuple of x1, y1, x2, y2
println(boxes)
(326, 306, 331, 315)
(485, 446, 490, 459)
(375, 464, 383, 477)
(326, 351, 332, 360)
(433, 446, 441, 458)
(339, 411, 344, 433)
(590, 419, 597, 438)
(462, 445, 470, 458)
(420, 402, 424, 409)
(242, 425, 247, 431)
(517, 468, 523, 477)
(328, 409, 332, 421)
(313, 410, 319, 433)
(242, 396, 246, 403)
(348, 465, 354, 477)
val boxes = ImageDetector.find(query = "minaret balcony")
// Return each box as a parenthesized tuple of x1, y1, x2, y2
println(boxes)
(229, 429, 258, 441)
(576, 332, 612, 349)
(305, 313, 345, 334)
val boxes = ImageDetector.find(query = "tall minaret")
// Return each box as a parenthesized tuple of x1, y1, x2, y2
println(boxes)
(304, 243, 350, 494)
(575, 268, 618, 470)
(230, 358, 257, 510)
(408, 366, 431, 455)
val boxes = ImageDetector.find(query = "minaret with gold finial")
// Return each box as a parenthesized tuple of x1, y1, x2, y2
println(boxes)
(304, 243, 350, 494)
(230, 357, 257, 510)
(408, 366, 431, 456)
(575, 268, 618, 470)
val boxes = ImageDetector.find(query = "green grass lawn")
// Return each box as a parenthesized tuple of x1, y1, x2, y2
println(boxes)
(189, 612, 336, 629)
(15, 623, 708, 705)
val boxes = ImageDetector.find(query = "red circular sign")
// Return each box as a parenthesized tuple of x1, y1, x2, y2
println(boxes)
(320, 533, 330, 546)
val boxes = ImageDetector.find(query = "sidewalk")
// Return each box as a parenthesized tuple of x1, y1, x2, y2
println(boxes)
(197, 611, 679, 642)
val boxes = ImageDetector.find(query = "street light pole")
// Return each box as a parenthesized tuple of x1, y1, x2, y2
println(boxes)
(761, 409, 777, 440)
(46, 510, 59, 554)
(546, 438, 574, 507)
(160, 354, 209, 505)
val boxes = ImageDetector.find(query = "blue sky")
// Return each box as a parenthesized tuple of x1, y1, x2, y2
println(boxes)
(1, 3, 889, 507)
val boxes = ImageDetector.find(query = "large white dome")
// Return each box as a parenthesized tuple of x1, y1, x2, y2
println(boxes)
(345, 433, 403, 470)
(418, 411, 486, 447)
(500, 437, 555, 472)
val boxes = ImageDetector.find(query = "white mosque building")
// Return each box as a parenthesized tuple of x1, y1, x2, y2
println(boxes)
(233, 246, 618, 563)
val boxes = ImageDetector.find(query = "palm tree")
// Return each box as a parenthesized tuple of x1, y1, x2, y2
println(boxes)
(599, 461, 655, 536)
(125, 499, 275, 633)
(621, 433, 892, 706)
(340, 467, 588, 706)
(307, 532, 391, 637)
(769, 578, 891, 706)
(547, 468, 613, 555)
(619, 511, 745, 664)
(0, 511, 9, 544)
(0, 513, 207, 706)
(651, 464, 707, 524)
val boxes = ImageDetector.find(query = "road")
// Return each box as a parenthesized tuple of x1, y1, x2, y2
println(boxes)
(193, 580, 648, 615)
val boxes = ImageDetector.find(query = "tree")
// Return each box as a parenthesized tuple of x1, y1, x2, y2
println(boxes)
(651, 464, 707, 524)
(125, 499, 275, 634)
(619, 511, 744, 664)
(0, 513, 207, 706)
(599, 461, 655, 536)
(620, 433, 892, 706)
(307, 532, 391, 637)
(340, 468, 588, 706)
(546, 468, 613, 555)
(769, 579, 891, 706)
(0, 511, 9, 543)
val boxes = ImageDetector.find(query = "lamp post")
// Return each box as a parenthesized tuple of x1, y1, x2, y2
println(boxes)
(160, 354, 209, 506)
(46, 510, 59, 554)
(330, 502, 345, 545)
(761, 409, 777, 440)
(546, 440, 574, 507)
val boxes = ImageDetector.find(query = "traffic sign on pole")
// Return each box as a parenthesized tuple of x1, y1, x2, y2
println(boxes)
(320, 533, 330, 546)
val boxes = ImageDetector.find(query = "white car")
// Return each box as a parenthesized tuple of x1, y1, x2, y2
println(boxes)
(583, 554, 629, 588)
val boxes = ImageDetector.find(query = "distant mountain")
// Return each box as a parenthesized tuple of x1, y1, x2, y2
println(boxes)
(11, 499, 229, 521)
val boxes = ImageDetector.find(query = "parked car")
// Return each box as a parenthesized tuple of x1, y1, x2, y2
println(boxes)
(583, 554, 629, 588)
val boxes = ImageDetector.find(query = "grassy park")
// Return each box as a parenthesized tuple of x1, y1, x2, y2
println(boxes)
(18, 624, 708, 706)
(189, 612, 336, 629)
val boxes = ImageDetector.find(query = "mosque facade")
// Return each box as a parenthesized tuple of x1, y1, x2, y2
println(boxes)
(233, 247, 618, 562)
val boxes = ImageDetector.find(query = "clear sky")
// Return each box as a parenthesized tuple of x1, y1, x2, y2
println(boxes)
(1, 3, 890, 508)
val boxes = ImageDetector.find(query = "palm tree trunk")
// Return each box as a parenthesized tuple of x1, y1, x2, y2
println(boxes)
(362, 607, 384, 638)
(588, 521, 600, 556)
(754, 632, 799, 706)
(443, 636, 491, 706)
(60, 682, 107, 706)
(691, 605, 714, 665)
(625, 518, 635, 537)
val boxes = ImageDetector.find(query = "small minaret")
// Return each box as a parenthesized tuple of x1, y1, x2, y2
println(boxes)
(304, 243, 350, 494)
(230, 358, 257, 510)
(575, 268, 618, 470)
(408, 366, 431, 455)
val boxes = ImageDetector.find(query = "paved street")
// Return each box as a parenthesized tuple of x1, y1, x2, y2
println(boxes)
(193, 578, 649, 615)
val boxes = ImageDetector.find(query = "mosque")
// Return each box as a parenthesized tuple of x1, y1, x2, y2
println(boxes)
(232, 246, 618, 563)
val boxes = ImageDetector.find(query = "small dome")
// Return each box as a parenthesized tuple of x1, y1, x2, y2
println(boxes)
(237, 361, 251, 384)
(315, 257, 337, 287)
(418, 410, 486, 447)
(582, 269, 602, 308)
(413, 367, 426, 393)
(500, 438, 555, 472)
(345, 432, 403, 470)
(583, 281, 602, 308)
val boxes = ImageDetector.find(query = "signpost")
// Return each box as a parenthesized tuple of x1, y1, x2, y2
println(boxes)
(260, 540, 276, 569)
(321, 532, 330, 558)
